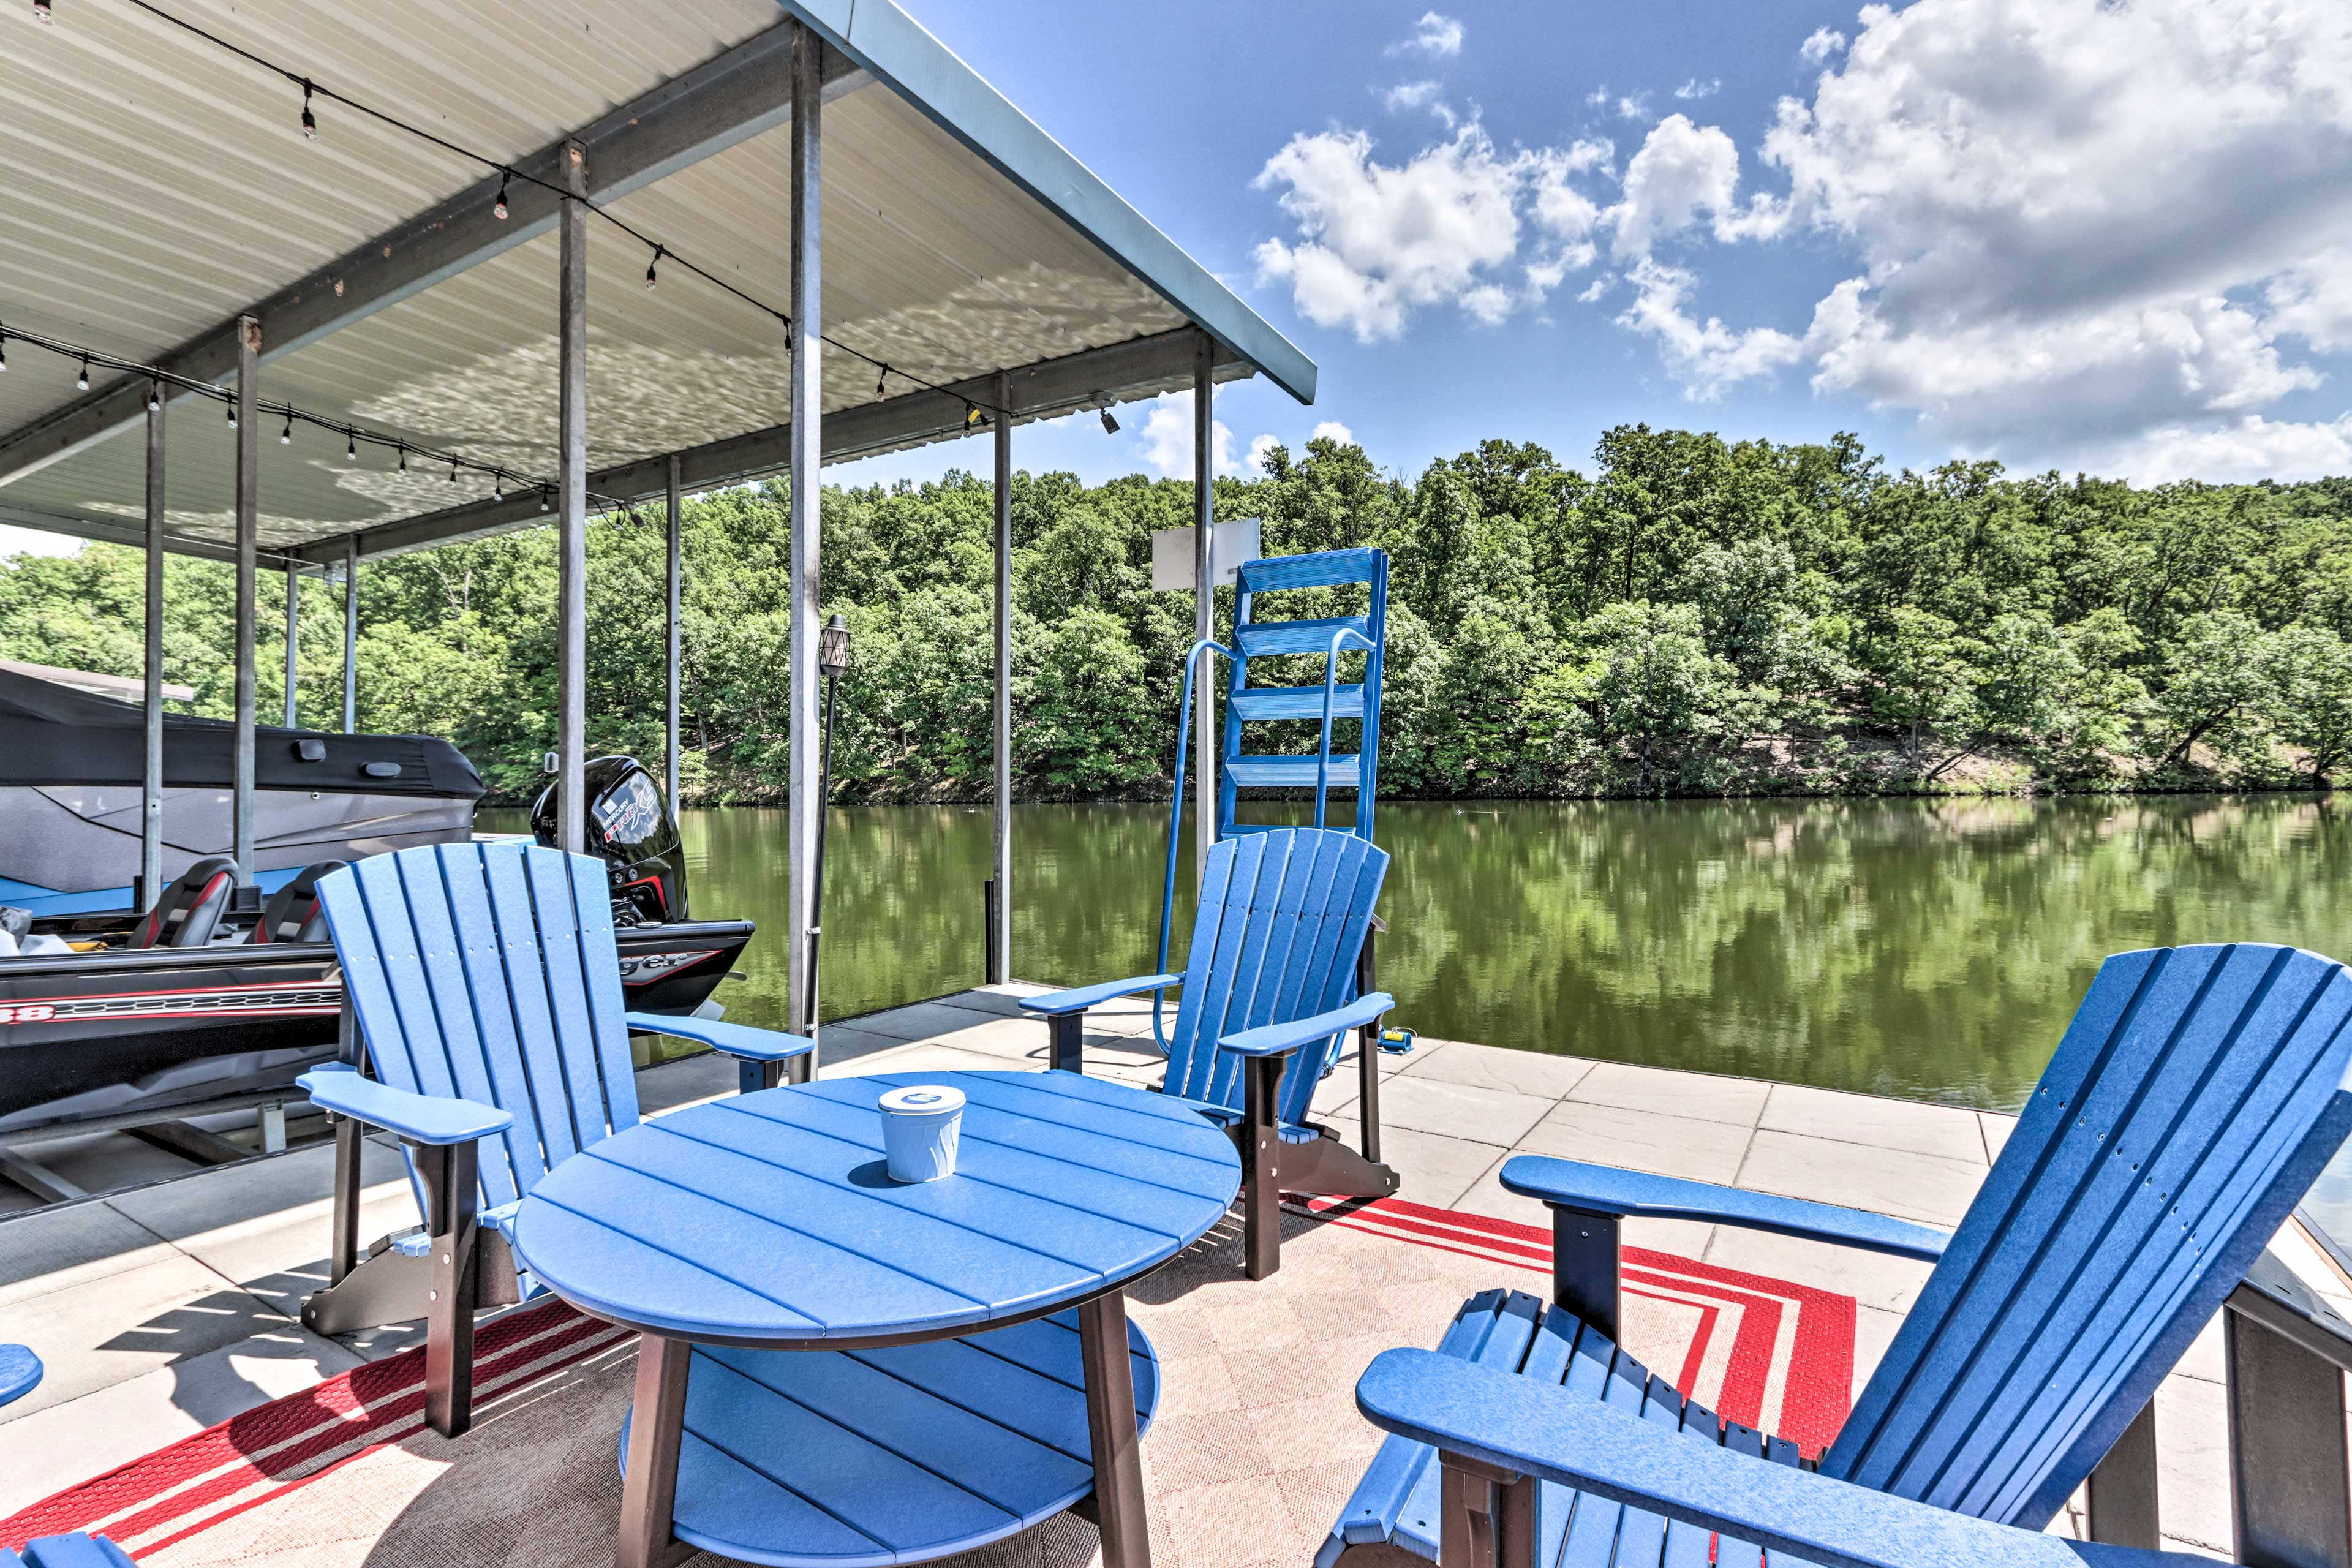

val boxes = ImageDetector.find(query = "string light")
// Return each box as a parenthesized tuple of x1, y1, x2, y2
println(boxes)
(493, 168, 510, 221)
(279, 413, 293, 445)
(344, 428, 357, 462)
(540, 485, 551, 512)
(448, 456, 458, 483)
(0, 331, 8, 372)
(147, 380, 162, 413)
(299, 79, 316, 140)
(32, 0, 51, 23)
(396, 443, 407, 473)
(77, 353, 89, 391)
(876, 365, 889, 399)
(491, 471, 502, 500)
(644, 246, 663, 291)
(226, 399, 236, 428)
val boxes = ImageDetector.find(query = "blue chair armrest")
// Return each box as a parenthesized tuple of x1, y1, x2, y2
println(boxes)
(1219, 992, 1395, 1058)
(0, 1343, 42, 1408)
(1501, 1154, 1949, 1263)
(296, 1066, 513, 1146)
(1356, 1351, 2196, 1568)
(623, 1011, 814, 1064)
(1018, 974, 1183, 1017)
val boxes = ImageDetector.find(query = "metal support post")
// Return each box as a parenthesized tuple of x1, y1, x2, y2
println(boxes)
(329, 997, 364, 1283)
(1077, 1290, 1151, 1568)
(418, 1137, 480, 1438)
(556, 140, 589, 856)
(1191, 331, 1215, 888)
(341, 533, 359, 733)
(256, 1101, 287, 1155)
(282, 560, 300, 728)
(1552, 1206, 1621, 1342)
(140, 388, 165, 910)
(982, 876, 1001, 983)
(665, 454, 682, 811)
(232, 315, 260, 889)
(785, 21, 825, 1053)
(1245, 1053, 1283, 1280)
(1049, 1011, 1085, 1074)
(2086, 1399, 2161, 1551)
(993, 370, 1014, 985)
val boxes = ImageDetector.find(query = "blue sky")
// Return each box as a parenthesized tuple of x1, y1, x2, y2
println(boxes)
(839, 0, 2352, 494)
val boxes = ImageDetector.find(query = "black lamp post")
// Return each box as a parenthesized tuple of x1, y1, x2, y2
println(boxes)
(807, 614, 850, 1045)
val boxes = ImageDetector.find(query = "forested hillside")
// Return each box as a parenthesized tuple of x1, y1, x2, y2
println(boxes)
(6, 426, 2350, 803)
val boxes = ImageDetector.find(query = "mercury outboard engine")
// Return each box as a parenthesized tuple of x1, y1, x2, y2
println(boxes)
(530, 755, 687, 925)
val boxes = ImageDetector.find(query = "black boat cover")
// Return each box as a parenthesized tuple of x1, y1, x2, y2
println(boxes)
(0, 668, 483, 799)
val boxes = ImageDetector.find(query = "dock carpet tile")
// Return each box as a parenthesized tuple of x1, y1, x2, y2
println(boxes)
(2, 1199, 1854, 1568)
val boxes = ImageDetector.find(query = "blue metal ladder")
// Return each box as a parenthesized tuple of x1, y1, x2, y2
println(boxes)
(1154, 548, 1390, 1044)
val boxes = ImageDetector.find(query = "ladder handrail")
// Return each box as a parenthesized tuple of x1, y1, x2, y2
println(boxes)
(1154, 638, 1239, 1051)
(1316, 627, 1377, 829)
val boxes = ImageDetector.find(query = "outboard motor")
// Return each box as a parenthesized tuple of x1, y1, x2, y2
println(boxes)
(530, 755, 687, 925)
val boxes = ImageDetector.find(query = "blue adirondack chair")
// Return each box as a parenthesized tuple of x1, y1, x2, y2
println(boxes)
(293, 842, 813, 1438)
(1, 1346, 138, 1567)
(1022, 826, 1399, 1281)
(1324, 941, 2352, 1567)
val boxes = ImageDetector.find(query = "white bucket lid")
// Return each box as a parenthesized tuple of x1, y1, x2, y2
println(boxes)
(878, 1084, 966, 1116)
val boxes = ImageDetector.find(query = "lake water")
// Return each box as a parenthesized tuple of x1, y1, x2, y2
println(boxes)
(485, 793, 2352, 1239)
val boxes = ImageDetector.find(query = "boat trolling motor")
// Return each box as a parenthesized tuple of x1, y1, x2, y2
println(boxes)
(529, 755, 688, 925)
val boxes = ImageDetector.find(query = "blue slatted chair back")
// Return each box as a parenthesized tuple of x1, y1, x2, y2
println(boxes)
(1163, 827, 1389, 1126)
(1823, 942, 2352, 1528)
(317, 842, 642, 1212)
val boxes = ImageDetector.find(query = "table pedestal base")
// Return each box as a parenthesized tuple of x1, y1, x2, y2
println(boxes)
(617, 1303, 1160, 1568)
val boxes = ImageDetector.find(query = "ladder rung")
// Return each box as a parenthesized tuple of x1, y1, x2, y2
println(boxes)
(1223, 754, 1362, 788)
(1230, 684, 1365, 722)
(1237, 548, 1381, 594)
(1235, 616, 1371, 657)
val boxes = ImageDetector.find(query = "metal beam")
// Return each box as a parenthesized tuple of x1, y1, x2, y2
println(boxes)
(288, 330, 1254, 565)
(0, 500, 314, 571)
(992, 371, 1012, 986)
(786, 21, 824, 1054)
(282, 560, 300, 729)
(342, 535, 359, 733)
(232, 317, 260, 885)
(0, 28, 869, 490)
(556, 141, 589, 858)
(141, 394, 165, 912)
(666, 455, 683, 813)
(1193, 330, 1215, 887)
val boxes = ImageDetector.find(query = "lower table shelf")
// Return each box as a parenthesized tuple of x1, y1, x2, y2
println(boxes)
(618, 1308, 1159, 1568)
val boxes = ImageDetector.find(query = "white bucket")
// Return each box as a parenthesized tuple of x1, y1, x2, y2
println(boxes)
(878, 1084, 965, 1182)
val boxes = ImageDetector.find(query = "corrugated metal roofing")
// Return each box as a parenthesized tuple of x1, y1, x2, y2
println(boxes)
(0, 0, 1310, 554)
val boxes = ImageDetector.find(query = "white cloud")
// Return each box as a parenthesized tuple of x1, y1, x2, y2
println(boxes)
(1619, 259, 1805, 398)
(1311, 420, 1356, 445)
(1388, 11, 1463, 58)
(1247, 432, 1281, 473)
(1675, 78, 1721, 101)
(1608, 115, 1784, 258)
(1139, 391, 1239, 478)
(1757, 0, 2352, 465)
(1253, 124, 1606, 340)
(1384, 80, 1440, 113)
(0, 526, 83, 559)
(1615, 92, 1653, 121)
(1585, 86, 1611, 108)
(2100, 415, 2352, 484)
(1799, 28, 1847, 63)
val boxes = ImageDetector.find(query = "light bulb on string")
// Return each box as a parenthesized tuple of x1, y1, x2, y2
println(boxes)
(493, 169, 510, 221)
(396, 444, 407, 474)
(875, 365, 889, 399)
(345, 429, 357, 462)
(644, 246, 663, 291)
(448, 456, 459, 484)
(492, 472, 503, 500)
(146, 380, 161, 413)
(539, 486, 551, 513)
(1, 333, 9, 373)
(76, 353, 89, 391)
(226, 399, 236, 428)
(32, 1, 51, 24)
(299, 80, 316, 140)
(280, 413, 293, 445)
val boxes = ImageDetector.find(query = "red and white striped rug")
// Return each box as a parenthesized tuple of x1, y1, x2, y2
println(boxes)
(2, 1195, 1856, 1568)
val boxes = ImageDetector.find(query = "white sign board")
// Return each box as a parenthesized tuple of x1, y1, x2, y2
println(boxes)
(1151, 519, 1262, 591)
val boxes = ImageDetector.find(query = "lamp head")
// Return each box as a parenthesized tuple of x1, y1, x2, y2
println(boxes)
(818, 613, 851, 679)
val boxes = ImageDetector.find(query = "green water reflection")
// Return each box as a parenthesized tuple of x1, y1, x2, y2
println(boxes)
(496, 792, 2350, 1113)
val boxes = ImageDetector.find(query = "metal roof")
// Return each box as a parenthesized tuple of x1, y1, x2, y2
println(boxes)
(0, 0, 1314, 565)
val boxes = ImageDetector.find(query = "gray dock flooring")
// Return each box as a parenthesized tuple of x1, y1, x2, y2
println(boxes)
(2, 981, 2341, 1558)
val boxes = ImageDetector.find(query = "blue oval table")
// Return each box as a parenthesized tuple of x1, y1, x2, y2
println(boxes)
(511, 1069, 1242, 1568)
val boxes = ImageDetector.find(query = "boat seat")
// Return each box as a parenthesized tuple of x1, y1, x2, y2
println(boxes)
(130, 856, 238, 949)
(247, 861, 346, 944)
